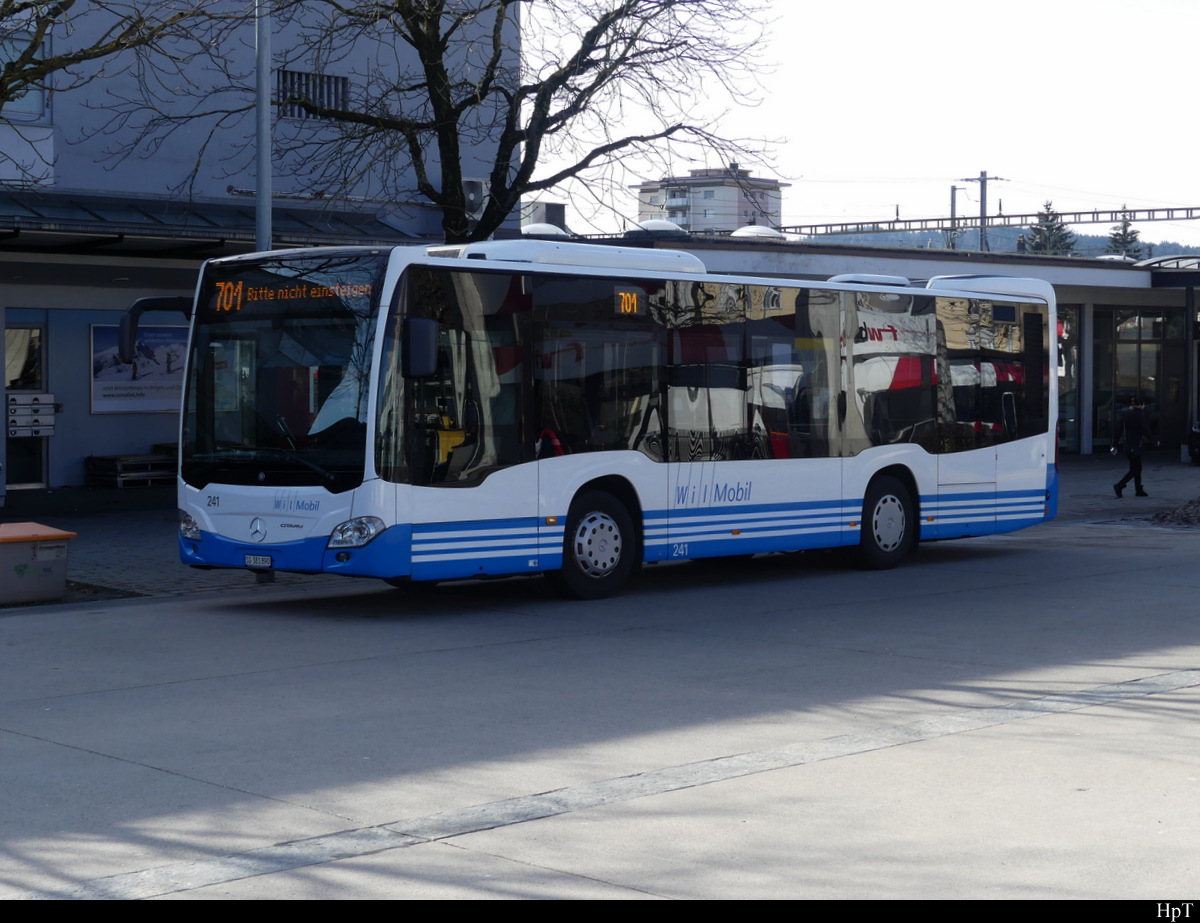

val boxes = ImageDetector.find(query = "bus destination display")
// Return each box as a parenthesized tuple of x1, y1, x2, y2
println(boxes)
(210, 279, 375, 314)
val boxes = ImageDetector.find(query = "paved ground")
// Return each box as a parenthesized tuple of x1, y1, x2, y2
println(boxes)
(1, 454, 1198, 898)
(0, 481, 1198, 898)
(2, 452, 1198, 605)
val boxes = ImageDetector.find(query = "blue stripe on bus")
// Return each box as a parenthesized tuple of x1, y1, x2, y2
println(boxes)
(180, 531, 329, 572)
(180, 525, 417, 579)
(656, 527, 849, 558)
(183, 477, 1054, 580)
(641, 498, 856, 560)
(646, 487, 1051, 555)
(920, 484, 1050, 539)
(411, 517, 559, 580)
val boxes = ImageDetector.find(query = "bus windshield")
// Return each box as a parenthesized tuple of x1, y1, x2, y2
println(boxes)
(181, 251, 389, 493)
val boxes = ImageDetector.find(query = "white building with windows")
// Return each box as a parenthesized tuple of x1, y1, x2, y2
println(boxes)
(632, 165, 788, 233)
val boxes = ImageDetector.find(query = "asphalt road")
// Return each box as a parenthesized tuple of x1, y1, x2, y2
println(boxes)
(1, 499, 1198, 898)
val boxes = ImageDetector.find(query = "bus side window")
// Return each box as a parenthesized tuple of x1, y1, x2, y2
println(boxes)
(746, 285, 838, 460)
(533, 275, 665, 461)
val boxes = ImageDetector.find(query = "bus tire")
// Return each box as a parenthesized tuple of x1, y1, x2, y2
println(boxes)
(859, 475, 914, 570)
(553, 491, 635, 599)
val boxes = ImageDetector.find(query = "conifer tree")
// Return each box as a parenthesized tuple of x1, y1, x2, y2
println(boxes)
(1026, 201, 1076, 255)
(1106, 206, 1143, 259)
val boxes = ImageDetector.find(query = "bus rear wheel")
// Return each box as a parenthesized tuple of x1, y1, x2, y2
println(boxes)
(859, 475, 915, 570)
(552, 491, 635, 599)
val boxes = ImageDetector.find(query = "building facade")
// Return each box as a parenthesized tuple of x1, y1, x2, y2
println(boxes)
(1, 6, 517, 502)
(632, 165, 788, 233)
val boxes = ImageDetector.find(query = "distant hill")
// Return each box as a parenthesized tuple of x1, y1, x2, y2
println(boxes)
(802, 226, 1197, 258)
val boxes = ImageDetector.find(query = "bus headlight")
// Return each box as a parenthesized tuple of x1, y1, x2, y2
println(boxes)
(179, 510, 201, 540)
(328, 517, 385, 549)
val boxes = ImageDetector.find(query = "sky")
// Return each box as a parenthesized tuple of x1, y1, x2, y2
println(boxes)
(560, 0, 1200, 249)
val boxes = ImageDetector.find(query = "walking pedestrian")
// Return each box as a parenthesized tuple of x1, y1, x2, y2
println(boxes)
(1113, 396, 1157, 498)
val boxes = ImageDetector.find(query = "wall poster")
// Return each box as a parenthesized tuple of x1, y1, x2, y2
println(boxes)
(91, 325, 188, 413)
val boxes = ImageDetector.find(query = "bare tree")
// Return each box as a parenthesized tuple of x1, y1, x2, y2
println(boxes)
(0, 1, 196, 178)
(105, 0, 768, 243)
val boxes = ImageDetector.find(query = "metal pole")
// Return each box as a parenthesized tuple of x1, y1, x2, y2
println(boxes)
(1187, 285, 1196, 458)
(255, 1, 272, 252)
(949, 185, 965, 250)
(979, 171, 988, 252)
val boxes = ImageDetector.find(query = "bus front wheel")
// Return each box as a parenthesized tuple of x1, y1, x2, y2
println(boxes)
(859, 476, 914, 570)
(552, 491, 635, 599)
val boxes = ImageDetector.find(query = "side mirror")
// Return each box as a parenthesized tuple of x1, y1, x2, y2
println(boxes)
(119, 296, 191, 363)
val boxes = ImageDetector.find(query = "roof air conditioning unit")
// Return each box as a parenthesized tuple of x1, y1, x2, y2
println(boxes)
(463, 179, 489, 218)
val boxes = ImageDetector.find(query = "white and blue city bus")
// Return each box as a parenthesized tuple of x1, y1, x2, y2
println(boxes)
(171, 240, 1057, 598)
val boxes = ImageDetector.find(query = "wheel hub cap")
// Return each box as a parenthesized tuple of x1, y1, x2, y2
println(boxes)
(572, 512, 622, 579)
(872, 495, 905, 551)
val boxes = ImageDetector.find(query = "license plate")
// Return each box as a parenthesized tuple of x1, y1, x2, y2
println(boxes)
(244, 554, 272, 569)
